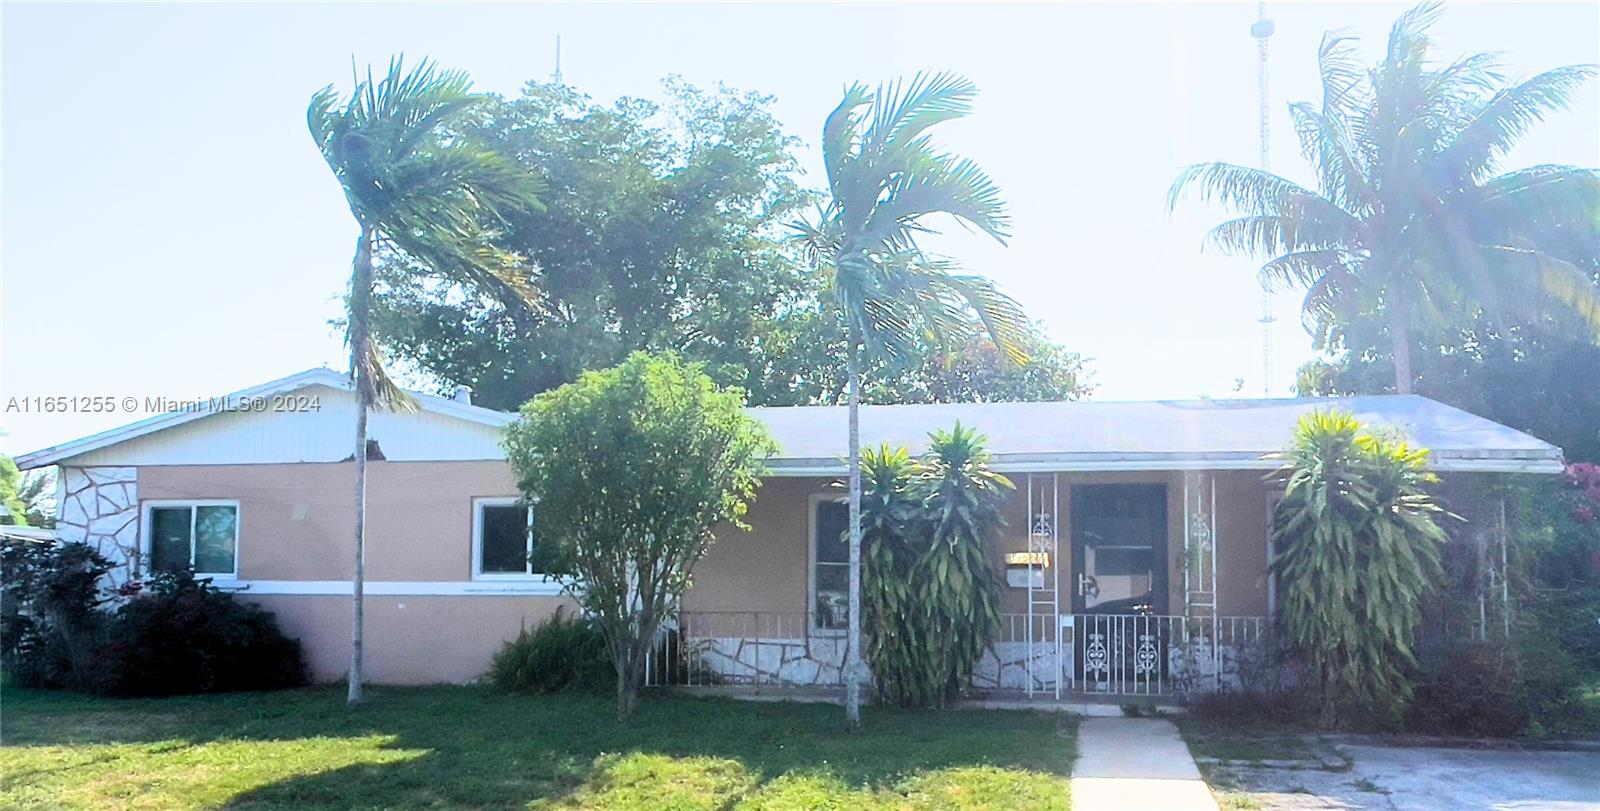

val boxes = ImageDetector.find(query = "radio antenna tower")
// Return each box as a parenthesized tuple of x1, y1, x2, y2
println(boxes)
(552, 35, 564, 85)
(1251, 3, 1276, 396)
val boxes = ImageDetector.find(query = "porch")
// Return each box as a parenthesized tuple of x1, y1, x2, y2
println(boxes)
(661, 470, 1276, 699)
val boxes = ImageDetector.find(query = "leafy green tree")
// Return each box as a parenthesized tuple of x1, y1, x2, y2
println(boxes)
(368, 80, 1091, 411)
(864, 328, 1092, 405)
(795, 73, 1027, 725)
(502, 352, 774, 720)
(13, 469, 54, 528)
(307, 57, 545, 706)
(1, 456, 29, 527)
(1298, 313, 1600, 462)
(1270, 410, 1452, 725)
(858, 425, 1009, 708)
(368, 79, 822, 409)
(1170, 2, 1600, 394)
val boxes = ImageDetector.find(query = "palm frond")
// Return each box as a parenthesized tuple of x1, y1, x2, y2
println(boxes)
(1168, 163, 1344, 219)
(1385, 3, 1445, 68)
(311, 56, 546, 416)
(872, 72, 978, 156)
(1258, 248, 1355, 291)
(1440, 65, 1597, 182)
(805, 73, 1019, 372)
(352, 341, 416, 413)
(1289, 103, 1376, 213)
(1315, 32, 1369, 122)
(822, 84, 872, 226)
(860, 152, 1011, 250)
(1300, 262, 1362, 339)
(1479, 246, 1600, 339)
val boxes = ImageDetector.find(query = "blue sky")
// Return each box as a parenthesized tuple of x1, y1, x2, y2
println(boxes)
(3, 1, 1597, 455)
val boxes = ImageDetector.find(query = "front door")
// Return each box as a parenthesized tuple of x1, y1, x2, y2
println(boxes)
(1071, 484, 1167, 614)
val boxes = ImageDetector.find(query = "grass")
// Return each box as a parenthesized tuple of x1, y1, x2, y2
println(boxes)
(0, 684, 1076, 810)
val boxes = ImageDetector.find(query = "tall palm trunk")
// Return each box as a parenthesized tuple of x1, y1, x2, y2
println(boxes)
(1389, 284, 1414, 395)
(844, 330, 864, 727)
(347, 227, 374, 707)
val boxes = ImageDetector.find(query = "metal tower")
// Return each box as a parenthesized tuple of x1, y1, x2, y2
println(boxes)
(552, 35, 564, 85)
(1252, 3, 1276, 396)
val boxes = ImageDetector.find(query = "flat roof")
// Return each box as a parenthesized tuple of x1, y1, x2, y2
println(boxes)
(750, 396, 1564, 475)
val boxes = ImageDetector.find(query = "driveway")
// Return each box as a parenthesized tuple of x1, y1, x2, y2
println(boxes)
(1204, 741, 1600, 810)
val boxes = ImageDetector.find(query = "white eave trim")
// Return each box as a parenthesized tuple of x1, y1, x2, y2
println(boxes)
(764, 450, 1566, 476)
(13, 368, 517, 470)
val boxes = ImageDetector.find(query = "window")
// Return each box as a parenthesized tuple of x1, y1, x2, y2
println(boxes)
(473, 498, 536, 578)
(143, 501, 239, 577)
(810, 497, 849, 631)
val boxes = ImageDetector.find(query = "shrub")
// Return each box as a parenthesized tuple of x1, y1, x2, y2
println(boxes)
(0, 539, 113, 690)
(99, 570, 308, 696)
(489, 607, 612, 693)
(1186, 686, 1320, 727)
(503, 351, 774, 719)
(1405, 627, 1584, 738)
(1270, 411, 1451, 726)
(1405, 641, 1530, 737)
(858, 424, 1008, 708)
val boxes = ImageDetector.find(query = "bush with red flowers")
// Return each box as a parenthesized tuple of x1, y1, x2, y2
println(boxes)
(1564, 463, 1600, 527)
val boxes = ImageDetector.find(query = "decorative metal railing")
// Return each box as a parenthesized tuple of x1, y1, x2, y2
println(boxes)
(646, 610, 1273, 697)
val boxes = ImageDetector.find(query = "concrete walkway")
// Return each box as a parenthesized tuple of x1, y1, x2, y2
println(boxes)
(1072, 717, 1219, 811)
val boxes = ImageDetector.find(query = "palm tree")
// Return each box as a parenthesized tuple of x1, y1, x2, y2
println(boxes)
(308, 57, 544, 706)
(1169, 2, 1600, 394)
(795, 73, 1027, 726)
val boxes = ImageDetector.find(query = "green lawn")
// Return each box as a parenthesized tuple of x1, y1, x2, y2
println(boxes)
(0, 684, 1075, 810)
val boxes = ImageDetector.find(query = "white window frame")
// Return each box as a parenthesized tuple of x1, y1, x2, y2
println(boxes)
(807, 493, 850, 636)
(139, 499, 241, 580)
(472, 497, 540, 581)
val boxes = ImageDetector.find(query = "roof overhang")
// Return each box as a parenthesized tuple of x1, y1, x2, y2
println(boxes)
(765, 450, 1566, 477)
(14, 368, 515, 470)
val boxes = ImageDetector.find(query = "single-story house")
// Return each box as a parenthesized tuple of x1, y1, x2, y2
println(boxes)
(15, 368, 1563, 698)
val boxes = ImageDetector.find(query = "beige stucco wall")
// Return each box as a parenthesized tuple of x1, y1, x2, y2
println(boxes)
(682, 476, 829, 615)
(243, 593, 569, 684)
(131, 461, 1277, 683)
(685, 469, 1276, 620)
(139, 461, 572, 684)
(139, 461, 520, 581)
(1213, 470, 1274, 617)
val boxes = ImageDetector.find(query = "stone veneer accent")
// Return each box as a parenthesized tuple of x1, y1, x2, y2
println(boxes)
(677, 633, 1264, 695)
(687, 636, 849, 686)
(55, 466, 139, 591)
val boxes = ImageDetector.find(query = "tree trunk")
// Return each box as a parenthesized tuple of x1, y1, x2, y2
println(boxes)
(616, 653, 637, 721)
(347, 227, 374, 708)
(844, 333, 864, 728)
(1389, 286, 1414, 395)
(614, 623, 654, 721)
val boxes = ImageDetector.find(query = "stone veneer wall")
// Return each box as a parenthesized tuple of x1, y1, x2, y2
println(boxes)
(55, 466, 139, 591)
(676, 633, 1265, 695)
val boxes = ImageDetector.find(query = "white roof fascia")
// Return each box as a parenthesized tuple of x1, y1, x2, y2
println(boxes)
(14, 368, 513, 470)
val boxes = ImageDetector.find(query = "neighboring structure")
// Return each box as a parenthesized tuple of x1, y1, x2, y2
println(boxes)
(15, 369, 1563, 695)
